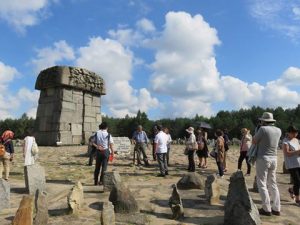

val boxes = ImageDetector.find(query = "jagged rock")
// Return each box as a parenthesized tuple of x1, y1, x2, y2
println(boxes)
(103, 171, 122, 192)
(177, 173, 204, 190)
(67, 181, 84, 214)
(109, 183, 139, 213)
(0, 178, 10, 212)
(34, 191, 48, 225)
(224, 171, 261, 225)
(101, 201, 115, 225)
(169, 184, 184, 219)
(12, 195, 34, 225)
(205, 175, 220, 205)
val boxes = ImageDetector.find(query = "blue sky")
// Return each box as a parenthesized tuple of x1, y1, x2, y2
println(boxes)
(1, 0, 300, 119)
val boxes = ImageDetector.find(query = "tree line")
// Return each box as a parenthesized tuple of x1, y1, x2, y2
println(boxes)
(1, 105, 300, 140)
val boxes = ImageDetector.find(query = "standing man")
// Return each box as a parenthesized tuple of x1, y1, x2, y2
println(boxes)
(93, 122, 114, 186)
(152, 125, 158, 161)
(154, 125, 169, 177)
(132, 125, 150, 166)
(253, 112, 281, 216)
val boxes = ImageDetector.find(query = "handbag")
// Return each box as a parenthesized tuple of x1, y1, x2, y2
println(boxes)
(247, 144, 258, 166)
(31, 139, 39, 156)
(209, 149, 217, 158)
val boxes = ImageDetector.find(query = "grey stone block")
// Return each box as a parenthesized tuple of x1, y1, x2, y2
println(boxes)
(24, 164, 46, 195)
(71, 124, 82, 136)
(103, 171, 122, 192)
(0, 179, 10, 212)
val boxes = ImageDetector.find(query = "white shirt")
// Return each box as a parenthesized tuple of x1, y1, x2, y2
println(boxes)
(95, 129, 114, 150)
(24, 136, 35, 166)
(154, 131, 169, 153)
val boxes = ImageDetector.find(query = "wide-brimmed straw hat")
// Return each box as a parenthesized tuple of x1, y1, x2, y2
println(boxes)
(259, 112, 276, 122)
(186, 127, 194, 133)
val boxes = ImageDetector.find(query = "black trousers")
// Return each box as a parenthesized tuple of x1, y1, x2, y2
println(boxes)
(289, 167, 300, 196)
(166, 145, 170, 166)
(152, 141, 156, 160)
(94, 149, 109, 184)
(188, 150, 195, 172)
(238, 151, 251, 174)
(88, 147, 96, 166)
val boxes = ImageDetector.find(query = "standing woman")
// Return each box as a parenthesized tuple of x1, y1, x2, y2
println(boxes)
(283, 125, 300, 206)
(186, 127, 197, 172)
(238, 128, 252, 175)
(0, 130, 15, 181)
(196, 128, 208, 168)
(23, 129, 36, 166)
(214, 129, 225, 177)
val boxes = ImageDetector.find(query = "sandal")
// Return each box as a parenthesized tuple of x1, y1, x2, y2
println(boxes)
(288, 187, 295, 200)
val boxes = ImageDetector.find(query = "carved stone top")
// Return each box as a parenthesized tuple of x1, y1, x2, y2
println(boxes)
(35, 66, 106, 95)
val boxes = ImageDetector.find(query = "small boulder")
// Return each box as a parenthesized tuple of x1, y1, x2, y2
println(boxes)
(101, 201, 115, 225)
(169, 184, 184, 220)
(109, 183, 139, 213)
(12, 195, 34, 225)
(224, 171, 261, 225)
(67, 181, 84, 214)
(205, 175, 220, 205)
(177, 173, 204, 190)
(103, 171, 122, 192)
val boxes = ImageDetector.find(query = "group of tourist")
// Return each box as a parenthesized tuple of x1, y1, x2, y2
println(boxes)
(1, 111, 300, 216)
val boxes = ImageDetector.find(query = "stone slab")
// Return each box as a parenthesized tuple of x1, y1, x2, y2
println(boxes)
(12, 195, 34, 225)
(24, 164, 46, 195)
(101, 201, 115, 225)
(113, 137, 131, 152)
(0, 179, 10, 212)
(103, 171, 122, 192)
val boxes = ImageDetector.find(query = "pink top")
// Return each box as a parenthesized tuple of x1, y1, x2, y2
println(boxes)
(240, 134, 252, 152)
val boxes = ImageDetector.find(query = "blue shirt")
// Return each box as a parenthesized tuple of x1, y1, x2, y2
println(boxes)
(132, 131, 148, 143)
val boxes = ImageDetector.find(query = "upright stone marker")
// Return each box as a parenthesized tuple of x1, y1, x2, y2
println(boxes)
(224, 171, 261, 225)
(205, 175, 220, 205)
(67, 181, 84, 214)
(12, 195, 34, 225)
(34, 191, 49, 225)
(24, 164, 46, 195)
(113, 137, 131, 153)
(101, 201, 115, 225)
(0, 178, 10, 211)
(34, 66, 106, 145)
(169, 184, 184, 220)
(103, 171, 122, 192)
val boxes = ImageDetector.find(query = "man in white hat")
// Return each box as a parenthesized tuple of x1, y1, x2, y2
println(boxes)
(253, 112, 282, 216)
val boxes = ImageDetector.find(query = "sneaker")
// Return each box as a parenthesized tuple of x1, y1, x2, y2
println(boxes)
(259, 208, 271, 216)
(245, 173, 251, 177)
(271, 210, 280, 216)
(165, 171, 169, 175)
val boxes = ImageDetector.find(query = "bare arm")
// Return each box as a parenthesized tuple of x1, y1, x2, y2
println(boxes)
(283, 143, 300, 157)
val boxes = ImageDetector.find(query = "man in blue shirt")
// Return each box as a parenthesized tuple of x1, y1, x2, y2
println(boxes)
(132, 125, 150, 166)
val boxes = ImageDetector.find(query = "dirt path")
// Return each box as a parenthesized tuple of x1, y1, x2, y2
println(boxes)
(0, 145, 298, 225)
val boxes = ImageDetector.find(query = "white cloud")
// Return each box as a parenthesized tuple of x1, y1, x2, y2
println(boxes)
(17, 88, 39, 103)
(76, 37, 158, 117)
(0, 61, 19, 83)
(27, 107, 38, 119)
(277, 66, 300, 85)
(108, 28, 143, 47)
(31, 40, 75, 73)
(0, 0, 57, 33)
(249, 0, 300, 40)
(136, 18, 156, 33)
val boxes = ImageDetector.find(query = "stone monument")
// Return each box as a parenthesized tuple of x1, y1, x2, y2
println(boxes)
(34, 66, 106, 145)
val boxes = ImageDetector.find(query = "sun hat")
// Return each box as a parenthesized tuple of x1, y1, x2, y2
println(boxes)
(186, 127, 194, 133)
(259, 112, 276, 122)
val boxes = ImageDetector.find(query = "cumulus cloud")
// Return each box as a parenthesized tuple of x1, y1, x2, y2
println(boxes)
(136, 18, 156, 33)
(0, 61, 19, 83)
(31, 40, 75, 73)
(76, 37, 158, 117)
(0, 0, 57, 33)
(108, 28, 143, 47)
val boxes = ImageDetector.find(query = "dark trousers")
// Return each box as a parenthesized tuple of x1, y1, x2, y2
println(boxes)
(289, 167, 300, 196)
(94, 149, 109, 185)
(135, 143, 149, 165)
(166, 145, 170, 166)
(152, 141, 156, 160)
(88, 148, 96, 166)
(238, 151, 251, 174)
(157, 153, 168, 175)
(188, 150, 195, 172)
(215, 153, 224, 176)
